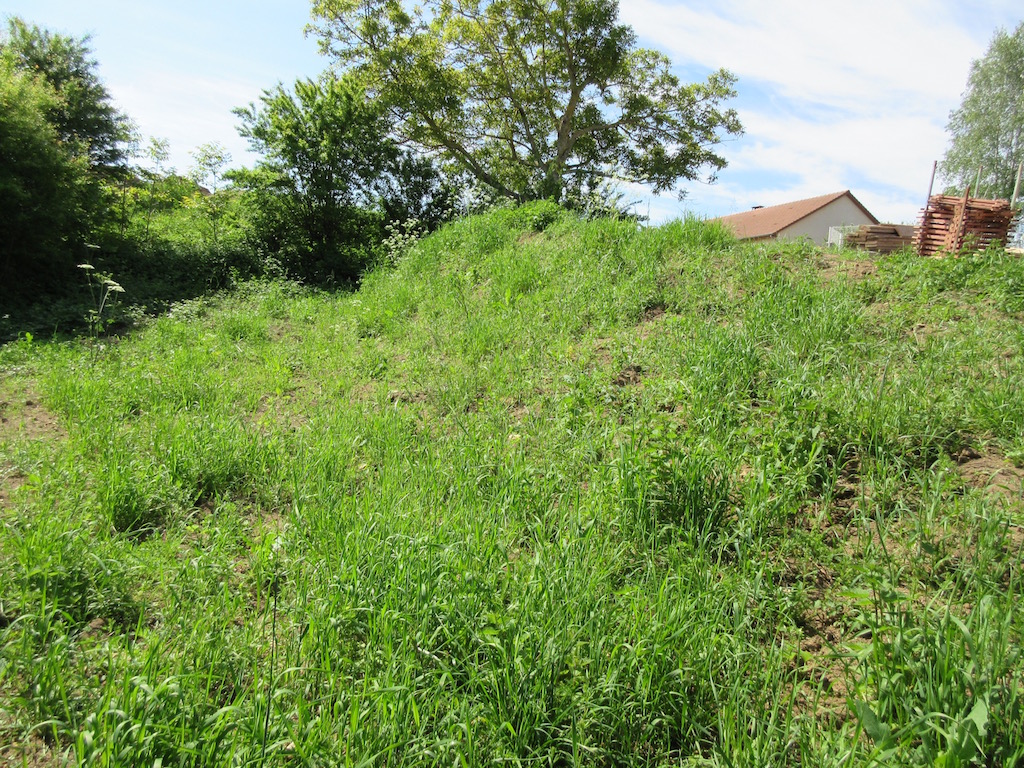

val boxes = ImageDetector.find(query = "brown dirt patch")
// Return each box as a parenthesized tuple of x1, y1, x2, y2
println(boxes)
(1, 388, 65, 509)
(612, 364, 643, 387)
(789, 632, 862, 722)
(249, 392, 309, 434)
(269, 321, 294, 342)
(0, 737, 71, 767)
(641, 305, 666, 322)
(863, 300, 891, 318)
(510, 404, 530, 421)
(908, 322, 942, 343)
(590, 339, 614, 368)
(958, 449, 1024, 505)
(348, 381, 379, 403)
(637, 305, 670, 340)
(782, 567, 862, 722)
(0, 393, 65, 444)
(0, 470, 27, 509)
(388, 389, 428, 405)
(815, 254, 878, 282)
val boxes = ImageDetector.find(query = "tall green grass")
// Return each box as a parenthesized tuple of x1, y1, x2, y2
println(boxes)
(1, 208, 1022, 765)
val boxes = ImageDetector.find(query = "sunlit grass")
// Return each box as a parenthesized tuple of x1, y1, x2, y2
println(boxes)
(1, 209, 1022, 765)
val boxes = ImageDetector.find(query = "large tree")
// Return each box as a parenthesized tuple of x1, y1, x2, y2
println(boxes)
(310, 0, 742, 204)
(942, 21, 1024, 200)
(0, 57, 93, 293)
(1, 17, 133, 176)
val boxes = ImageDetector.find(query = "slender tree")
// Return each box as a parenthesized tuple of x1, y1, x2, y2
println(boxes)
(942, 21, 1024, 200)
(189, 142, 233, 246)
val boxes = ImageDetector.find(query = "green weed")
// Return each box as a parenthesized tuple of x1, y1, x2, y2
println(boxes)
(1, 208, 1022, 765)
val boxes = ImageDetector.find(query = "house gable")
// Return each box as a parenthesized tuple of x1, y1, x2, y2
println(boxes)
(716, 191, 878, 243)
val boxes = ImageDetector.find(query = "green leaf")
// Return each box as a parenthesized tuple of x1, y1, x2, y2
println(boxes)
(853, 700, 891, 746)
(965, 697, 989, 738)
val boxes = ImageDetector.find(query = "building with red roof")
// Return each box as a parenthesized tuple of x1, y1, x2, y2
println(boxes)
(715, 190, 878, 244)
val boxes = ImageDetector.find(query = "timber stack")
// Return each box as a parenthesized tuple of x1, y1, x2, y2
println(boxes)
(913, 191, 1018, 257)
(844, 224, 914, 254)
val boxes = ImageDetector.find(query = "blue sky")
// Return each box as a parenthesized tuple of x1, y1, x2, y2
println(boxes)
(3, 0, 1021, 224)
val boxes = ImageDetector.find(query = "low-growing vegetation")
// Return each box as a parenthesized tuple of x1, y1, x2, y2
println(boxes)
(2, 208, 1022, 766)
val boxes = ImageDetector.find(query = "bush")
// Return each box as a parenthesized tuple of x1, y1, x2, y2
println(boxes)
(0, 58, 95, 300)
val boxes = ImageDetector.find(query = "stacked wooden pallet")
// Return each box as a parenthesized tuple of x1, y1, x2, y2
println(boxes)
(913, 193, 1018, 257)
(844, 224, 914, 254)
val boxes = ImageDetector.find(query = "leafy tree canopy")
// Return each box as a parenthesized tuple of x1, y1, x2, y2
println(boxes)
(310, 0, 742, 204)
(189, 142, 233, 194)
(233, 75, 456, 281)
(942, 21, 1024, 200)
(234, 77, 396, 213)
(0, 57, 93, 293)
(1, 16, 133, 174)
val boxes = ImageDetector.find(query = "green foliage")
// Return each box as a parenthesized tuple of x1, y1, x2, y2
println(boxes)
(4, 215, 1024, 765)
(856, 595, 1023, 766)
(1, 16, 132, 175)
(615, 419, 731, 549)
(0, 57, 93, 293)
(233, 76, 458, 284)
(104, 195, 265, 308)
(510, 198, 565, 231)
(232, 76, 397, 282)
(941, 21, 1024, 199)
(375, 150, 462, 233)
(0, 17, 133, 308)
(311, 0, 743, 202)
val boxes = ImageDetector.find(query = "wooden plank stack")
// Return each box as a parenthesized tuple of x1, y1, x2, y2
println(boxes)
(913, 191, 1018, 257)
(844, 224, 914, 254)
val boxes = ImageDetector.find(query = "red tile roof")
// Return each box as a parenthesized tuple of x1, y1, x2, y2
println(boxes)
(715, 190, 878, 240)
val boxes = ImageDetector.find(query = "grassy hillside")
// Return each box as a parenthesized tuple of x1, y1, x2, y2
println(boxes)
(2, 204, 1023, 766)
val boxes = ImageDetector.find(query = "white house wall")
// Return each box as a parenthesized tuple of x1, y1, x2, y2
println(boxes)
(778, 197, 875, 244)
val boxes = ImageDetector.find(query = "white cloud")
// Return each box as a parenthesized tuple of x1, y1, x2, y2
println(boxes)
(618, 0, 1017, 223)
(110, 72, 271, 174)
(620, 0, 980, 112)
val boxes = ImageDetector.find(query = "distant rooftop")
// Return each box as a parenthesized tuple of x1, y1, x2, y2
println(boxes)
(715, 191, 878, 240)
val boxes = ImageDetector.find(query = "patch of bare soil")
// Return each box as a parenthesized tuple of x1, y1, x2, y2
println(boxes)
(347, 381, 379, 403)
(799, 462, 864, 539)
(637, 305, 671, 341)
(1, 389, 65, 509)
(780, 565, 861, 722)
(509, 403, 531, 422)
(863, 300, 891, 319)
(0, 393, 65, 444)
(249, 392, 309, 434)
(388, 389, 428, 405)
(0, 470, 26, 509)
(269, 320, 300, 343)
(640, 305, 666, 323)
(957, 448, 1024, 506)
(0, 737, 72, 767)
(590, 338, 614, 368)
(907, 322, 944, 343)
(612, 364, 643, 387)
(790, 630, 861, 723)
(815, 254, 878, 282)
